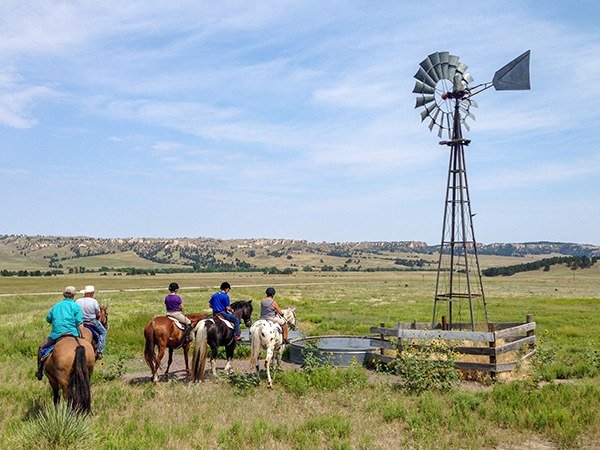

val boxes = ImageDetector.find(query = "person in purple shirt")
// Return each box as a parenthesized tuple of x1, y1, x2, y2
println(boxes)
(165, 282, 193, 344)
(209, 282, 242, 341)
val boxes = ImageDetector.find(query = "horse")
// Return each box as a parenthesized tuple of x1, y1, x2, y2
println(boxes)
(191, 300, 253, 382)
(144, 313, 207, 383)
(249, 307, 297, 388)
(43, 336, 95, 413)
(81, 304, 109, 356)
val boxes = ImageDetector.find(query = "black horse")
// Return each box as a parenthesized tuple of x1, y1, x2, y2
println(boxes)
(191, 300, 253, 382)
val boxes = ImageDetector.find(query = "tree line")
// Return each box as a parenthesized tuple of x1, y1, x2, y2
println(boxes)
(482, 256, 598, 277)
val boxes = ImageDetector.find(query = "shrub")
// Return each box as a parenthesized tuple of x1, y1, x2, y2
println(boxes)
(10, 402, 96, 450)
(394, 343, 460, 394)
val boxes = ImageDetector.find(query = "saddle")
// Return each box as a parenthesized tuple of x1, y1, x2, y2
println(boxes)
(40, 333, 80, 361)
(212, 314, 234, 330)
(166, 316, 187, 331)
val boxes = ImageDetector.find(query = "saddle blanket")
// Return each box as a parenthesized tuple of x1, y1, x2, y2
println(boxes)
(83, 323, 99, 341)
(41, 345, 55, 361)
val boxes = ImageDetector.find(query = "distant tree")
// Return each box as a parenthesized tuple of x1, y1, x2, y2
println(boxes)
(303, 265, 313, 272)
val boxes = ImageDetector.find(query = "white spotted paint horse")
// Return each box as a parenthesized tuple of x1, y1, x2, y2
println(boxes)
(249, 307, 297, 388)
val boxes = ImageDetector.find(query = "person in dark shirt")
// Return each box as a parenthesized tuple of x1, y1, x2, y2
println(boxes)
(209, 282, 242, 341)
(165, 282, 193, 344)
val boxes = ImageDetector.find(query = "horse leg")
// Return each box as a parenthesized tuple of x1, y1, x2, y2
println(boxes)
(210, 345, 218, 377)
(154, 345, 166, 384)
(183, 343, 191, 376)
(224, 342, 235, 373)
(265, 347, 274, 389)
(164, 348, 174, 382)
(48, 375, 60, 405)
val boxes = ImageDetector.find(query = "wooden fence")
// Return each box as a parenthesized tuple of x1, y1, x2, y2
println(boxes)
(369, 314, 536, 373)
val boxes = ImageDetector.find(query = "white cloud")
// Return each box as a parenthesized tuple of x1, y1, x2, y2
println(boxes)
(0, 71, 58, 128)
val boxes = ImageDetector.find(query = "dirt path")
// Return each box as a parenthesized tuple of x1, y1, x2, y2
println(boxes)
(123, 354, 303, 384)
(122, 353, 495, 391)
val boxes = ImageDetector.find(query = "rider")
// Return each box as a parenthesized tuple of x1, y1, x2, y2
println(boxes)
(209, 282, 242, 341)
(260, 287, 290, 344)
(76, 285, 107, 360)
(35, 286, 85, 380)
(165, 282, 194, 344)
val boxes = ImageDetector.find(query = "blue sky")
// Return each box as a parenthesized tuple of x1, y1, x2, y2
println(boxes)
(1, 1, 599, 245)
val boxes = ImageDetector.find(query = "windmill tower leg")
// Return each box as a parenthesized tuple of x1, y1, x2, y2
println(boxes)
(432, 101, 488, 331)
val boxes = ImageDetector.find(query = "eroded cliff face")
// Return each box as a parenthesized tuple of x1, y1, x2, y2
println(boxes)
(1, 235, 598, 270)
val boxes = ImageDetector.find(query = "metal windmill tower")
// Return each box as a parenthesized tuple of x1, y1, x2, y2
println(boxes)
(413, 50, 531, 331)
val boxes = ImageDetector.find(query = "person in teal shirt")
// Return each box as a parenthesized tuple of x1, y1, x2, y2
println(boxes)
(35, 286, 85, 380)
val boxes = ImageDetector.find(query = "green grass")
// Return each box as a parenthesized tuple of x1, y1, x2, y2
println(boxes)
(1, 268, 600, 448)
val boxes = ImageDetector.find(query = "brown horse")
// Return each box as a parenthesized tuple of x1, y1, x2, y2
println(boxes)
(43, 336, 95, 413)
(144, 313, 207, 383)
(81, 304, 109, 355)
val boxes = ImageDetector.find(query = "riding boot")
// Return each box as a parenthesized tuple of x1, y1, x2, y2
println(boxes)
(35, 347, 44, 380)
(182, 324, 194, 344)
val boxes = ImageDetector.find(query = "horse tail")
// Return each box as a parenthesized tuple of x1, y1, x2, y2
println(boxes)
(191, 320, 208, 382)
(67, 344, 92, 413)
(144, 320, 159, 373)
(249, 322, 262, 369)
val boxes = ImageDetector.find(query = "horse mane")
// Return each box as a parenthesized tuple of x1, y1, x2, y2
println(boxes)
(231, 300, 252, 308)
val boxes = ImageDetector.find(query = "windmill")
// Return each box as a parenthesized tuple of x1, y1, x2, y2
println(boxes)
(413, 50, 531, 331)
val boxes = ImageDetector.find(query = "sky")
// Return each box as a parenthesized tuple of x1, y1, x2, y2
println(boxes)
(1, 1, 599, 246)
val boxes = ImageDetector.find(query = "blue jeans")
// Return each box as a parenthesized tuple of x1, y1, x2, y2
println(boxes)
(217, 311, 240, 335)
(88, 318, 107, 353)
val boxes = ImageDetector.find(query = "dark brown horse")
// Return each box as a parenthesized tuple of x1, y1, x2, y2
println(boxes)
(191, 300, 253, 382)
(144, 313, 207, 383)
(81, 304, 109, 355)
(43, 336, 95, 413)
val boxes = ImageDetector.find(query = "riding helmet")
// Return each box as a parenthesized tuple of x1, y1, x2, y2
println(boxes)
(168, 282, 179, 292)
(266, 287, 276, 297)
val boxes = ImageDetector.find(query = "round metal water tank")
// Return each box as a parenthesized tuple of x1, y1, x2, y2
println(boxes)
(289, 335, 380, 367)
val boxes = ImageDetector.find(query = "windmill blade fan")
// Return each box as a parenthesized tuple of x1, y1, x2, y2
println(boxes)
(413, 51, 481, 140)
(413, 81, 435, 94)
(420, 103, 437, 122)
(461, 98, 478, 108)
(414, 66, 436, 88)
(439, 51, 450, 79)
(416, 95, 435, 108)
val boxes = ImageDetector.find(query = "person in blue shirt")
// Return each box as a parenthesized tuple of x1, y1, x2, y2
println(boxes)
(209, 282, 242, 341)
(35, 286, 85, 380)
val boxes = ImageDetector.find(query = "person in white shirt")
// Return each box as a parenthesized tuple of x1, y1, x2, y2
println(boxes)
(76, 285, 107, 359)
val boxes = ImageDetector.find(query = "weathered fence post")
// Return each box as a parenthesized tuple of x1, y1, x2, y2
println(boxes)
(380, 323, 385, 355)
(489, 322, 497, 380)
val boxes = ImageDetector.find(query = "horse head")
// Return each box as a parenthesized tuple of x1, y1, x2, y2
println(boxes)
(283, 307, 297, 331)
(232, 300, 253, 328)
(99, 305, 109, 330)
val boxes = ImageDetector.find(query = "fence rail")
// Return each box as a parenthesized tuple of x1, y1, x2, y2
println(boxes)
(368, 314, 536, 374)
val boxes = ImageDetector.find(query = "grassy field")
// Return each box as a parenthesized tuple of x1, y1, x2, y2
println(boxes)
(1, 266, 599, 449)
